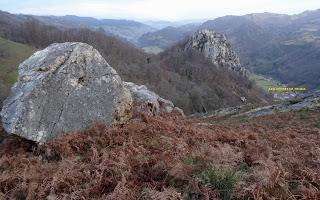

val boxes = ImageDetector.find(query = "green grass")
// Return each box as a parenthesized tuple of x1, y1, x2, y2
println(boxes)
(142, 46, 164, 54)
(249, 72, 281, 92)
(181, 157, 246, 199)
(195, 167, 237, 200)
(313, 122, 320, 128)
(0, 37, 36, 87)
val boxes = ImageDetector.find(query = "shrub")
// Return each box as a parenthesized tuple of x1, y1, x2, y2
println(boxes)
(195, 167, 237, 200)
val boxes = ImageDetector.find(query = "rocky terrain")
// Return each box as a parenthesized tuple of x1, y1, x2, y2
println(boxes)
(1, 43, 181, 143)
(0, 8, 319, 200)
(238, 91, 320, 118)
(124, 82, 184, 116)
(1, 43, 132, 143)
(0, 12, 268, 114)
(198, 90, 320, 119)
(160, 30, 269, 113)
(185, 29, 247, 75)
(0, 102, 319, 199)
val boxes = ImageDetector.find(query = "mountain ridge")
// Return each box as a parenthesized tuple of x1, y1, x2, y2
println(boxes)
(0, 10, 269, 114)
(138, 9, 320, 89)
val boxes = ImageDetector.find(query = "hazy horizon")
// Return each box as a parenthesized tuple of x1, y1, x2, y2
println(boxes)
(1, 0, 320, 22)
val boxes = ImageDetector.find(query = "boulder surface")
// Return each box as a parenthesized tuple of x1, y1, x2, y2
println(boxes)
(124, 82, 184, 116)
(185, 29, 247, 75)
(1, 42, 132, 143)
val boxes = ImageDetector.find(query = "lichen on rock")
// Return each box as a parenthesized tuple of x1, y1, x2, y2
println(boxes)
(185, 29, 247, 75)
(1, 42, 133, 143)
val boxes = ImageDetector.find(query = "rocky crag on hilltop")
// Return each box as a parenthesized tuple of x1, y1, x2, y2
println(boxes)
(0, 42, 182, 143)
(185, 29, 247, 75)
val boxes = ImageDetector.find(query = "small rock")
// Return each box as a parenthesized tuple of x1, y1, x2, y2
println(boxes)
(124, 82, 184, 116)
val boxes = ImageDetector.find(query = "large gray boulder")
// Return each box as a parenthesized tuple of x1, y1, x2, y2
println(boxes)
(0, 89, 5, 109)
(0, 42, 132, 143)
(124, 82, 184, 116)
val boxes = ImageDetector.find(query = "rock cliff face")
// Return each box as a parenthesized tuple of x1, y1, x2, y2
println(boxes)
(1, 42, 133, 143)
(185, 29, 247, 75)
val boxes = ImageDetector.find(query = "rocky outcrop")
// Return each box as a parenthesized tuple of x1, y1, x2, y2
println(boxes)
(200, 90, 320, 119)
(185, 29, 247, 75)
(0, 42, 132, 143)
(124, 82, 184, 116)
(239, 91, 320, 118)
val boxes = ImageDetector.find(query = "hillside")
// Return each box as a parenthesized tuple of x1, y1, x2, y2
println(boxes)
(0, 11, 269, 114)
(0, 37, 35, 87)
(0, 5, 319, 200)
(158, 30, 270, 113)
(138, 24, 199, 50)
(137, 10, 320, 90)
(0, 106, 319, 199)
(0, 10, 155, 45)
(33, 15, 156, 44)
(201, 11, 320, 89)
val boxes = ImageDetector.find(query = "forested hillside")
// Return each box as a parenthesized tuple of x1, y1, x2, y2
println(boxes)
(138, 10, 320, 90)
(138, 24, 198, 50)
(0, 10, 269, 114)
(201, 11, 320, 89)
(0, 3, 319, 200)
(32, 15, 156, 44)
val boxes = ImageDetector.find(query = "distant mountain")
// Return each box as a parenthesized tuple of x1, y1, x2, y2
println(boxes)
(138, 23, 199, 50)
(201, 10, 320, 89)
(138, 10, 320, 89)
(201, 13, 291, 63)
(32, 15, 156, 44)
(0, 11, 33, 37)
(0, 10, 156, 45)
(142, 20, 185, 29)
(142, 19, 205, 29)
(0, 10, 268, 113)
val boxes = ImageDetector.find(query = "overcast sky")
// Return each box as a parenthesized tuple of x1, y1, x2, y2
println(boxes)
(1, 0, 320, 21)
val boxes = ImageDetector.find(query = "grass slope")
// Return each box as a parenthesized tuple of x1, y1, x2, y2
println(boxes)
(142, 46, 164, 54)
(0, 37, 35, 87)
(0, 109, 319, 199)
(249, 73, 282, 92)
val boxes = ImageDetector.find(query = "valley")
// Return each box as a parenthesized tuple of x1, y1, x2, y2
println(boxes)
(138, 10, 320, 90)
(0, 4, 319, 200)
(0, 10, 269, 114)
